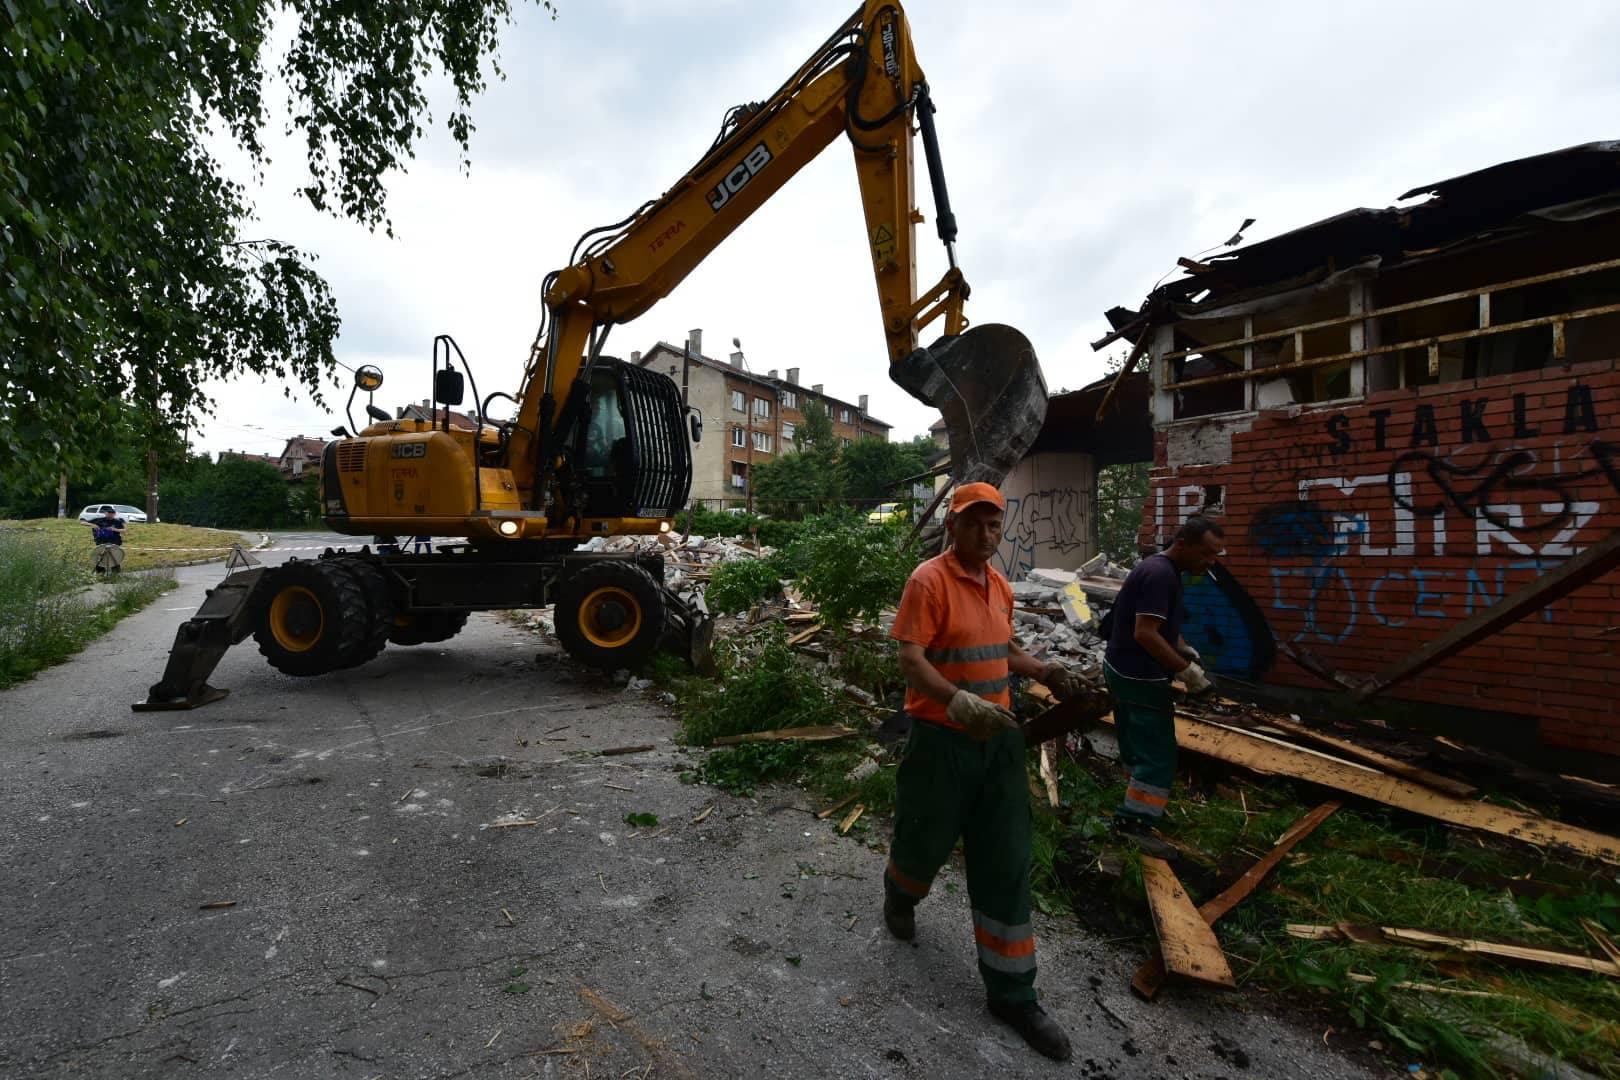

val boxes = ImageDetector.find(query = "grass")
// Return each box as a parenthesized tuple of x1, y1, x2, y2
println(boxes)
(1028, 748, 1620, 1079)
(0, 516, 255, 571)
(0, 527, 177, 687)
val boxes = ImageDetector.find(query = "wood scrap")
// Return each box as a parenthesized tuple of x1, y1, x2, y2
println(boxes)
(1139, 856, 1236, 989)
(1345, 972, 1499, 999)
(1133, 802, 1338, 1001)
(837, 804, 865, 835)
(1038, 743, 1060, 809)
(599, 744, 655, 756)
(786, 623, 823, 647)
(1580, 918, 1620, 967)
(815, 793, 859, 820)
(1285, 924, 1620, 978)
(197, 900, 236, 910)
(1255, 716, 1477, 799)
(710, 725, 857, 747)
(1146, 711, 1620, 866)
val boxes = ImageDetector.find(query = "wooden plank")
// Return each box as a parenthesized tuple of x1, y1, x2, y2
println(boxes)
(1380, 927, 1620, 979)
(814, 793, 858, 820)
(1132, 802, 1338, 1001)
(1158, 712, 1620, 866)
(1257, 717, 1477, 799)
(786, 623, 823, 646)
(1038, 743, 1060, 809)
(1093, 325, 1151, 422)
(1139, 857, 1236, 989)
(1356, 528, 1620, 700)
(709, 725, 857, 747)
(1286, 924, 1620, 979)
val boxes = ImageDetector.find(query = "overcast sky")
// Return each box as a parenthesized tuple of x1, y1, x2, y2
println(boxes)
(194, 0, 1620, 457)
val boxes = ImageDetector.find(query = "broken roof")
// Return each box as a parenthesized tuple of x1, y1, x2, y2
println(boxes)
(1099, 139, 1620, 345)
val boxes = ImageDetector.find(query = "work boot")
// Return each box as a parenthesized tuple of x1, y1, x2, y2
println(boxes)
(988, 998, 1072, 1061)
(883, 894, 916, 941)
(1111, 814, 1179, 860)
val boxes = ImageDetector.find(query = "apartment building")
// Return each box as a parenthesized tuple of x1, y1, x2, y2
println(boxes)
(635, 333, 892, 505)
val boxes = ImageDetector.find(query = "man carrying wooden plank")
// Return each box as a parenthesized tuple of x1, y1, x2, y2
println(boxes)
(883, 482, 1083, 1062)
(1103, 517, 1226, 855)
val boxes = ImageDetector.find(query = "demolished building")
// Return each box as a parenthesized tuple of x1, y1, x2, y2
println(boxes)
(1096, 139, 1620, 763)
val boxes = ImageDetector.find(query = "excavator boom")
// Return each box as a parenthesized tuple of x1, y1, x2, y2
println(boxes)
(513, 0, 1045, 506)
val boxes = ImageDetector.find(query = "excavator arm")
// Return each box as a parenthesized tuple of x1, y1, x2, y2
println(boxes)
(509, 0, 1046, 515)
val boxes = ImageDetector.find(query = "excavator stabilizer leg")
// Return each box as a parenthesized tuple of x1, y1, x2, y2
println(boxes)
(133, 567, 270, 711)
(890, 323, 1048, 486)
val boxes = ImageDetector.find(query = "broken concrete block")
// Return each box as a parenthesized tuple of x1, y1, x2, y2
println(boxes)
(1027, 567, 1077, 589)
(1079, 553, 1108, 577)
(845, 757, 880, 784)
(1059, 582, 1094, 629)
(1011, 581, 1059, 603)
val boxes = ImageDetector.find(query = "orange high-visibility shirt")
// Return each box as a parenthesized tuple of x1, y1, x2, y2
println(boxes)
(889, 549, 1014, 729)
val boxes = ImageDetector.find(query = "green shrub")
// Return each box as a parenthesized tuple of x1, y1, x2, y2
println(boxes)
(697, 741, 813, 797)
(703, 557, 785, 614)
(791, 517, 917, 627)
(676, 623, 854, 746)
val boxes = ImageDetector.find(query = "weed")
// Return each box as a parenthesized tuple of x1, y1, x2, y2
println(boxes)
(831, 633, 903, 701)
(790, 517, 916, 628)
(0, 531, 176, 687)
(624, 812, 659, 828)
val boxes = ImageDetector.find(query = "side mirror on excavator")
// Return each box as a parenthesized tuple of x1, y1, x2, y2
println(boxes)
(434, 368, 465, 407)
(688, 412, 703, 443)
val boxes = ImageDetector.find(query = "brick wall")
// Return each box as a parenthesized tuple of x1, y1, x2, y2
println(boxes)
(1143, 360, 1620, 756)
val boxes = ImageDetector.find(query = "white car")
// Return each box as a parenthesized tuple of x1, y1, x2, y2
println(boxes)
(78, 503, 149, 524)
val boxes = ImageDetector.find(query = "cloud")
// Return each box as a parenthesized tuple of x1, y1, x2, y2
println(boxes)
(193, 0, 1620, 456)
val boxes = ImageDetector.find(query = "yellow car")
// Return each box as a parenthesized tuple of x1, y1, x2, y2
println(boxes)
(866, 502, 909, 524)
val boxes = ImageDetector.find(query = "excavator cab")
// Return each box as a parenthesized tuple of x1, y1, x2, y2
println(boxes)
(572, 359, 692, 520)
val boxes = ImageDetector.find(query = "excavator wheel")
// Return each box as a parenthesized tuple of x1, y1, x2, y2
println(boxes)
(388, 610, 471, 646)
(330, 558, 396, 668)
(555, 560, 665, 671)
(252, 560, 370, 677)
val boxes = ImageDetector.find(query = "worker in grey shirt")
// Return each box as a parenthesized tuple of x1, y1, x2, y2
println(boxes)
(1103, 517, 1224, 851)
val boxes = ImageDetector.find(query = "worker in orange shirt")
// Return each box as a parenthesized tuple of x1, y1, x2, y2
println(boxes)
(883, 481, 1083, 1062)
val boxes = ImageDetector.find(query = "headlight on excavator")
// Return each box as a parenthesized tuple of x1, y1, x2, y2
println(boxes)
(498, 520, 520, 537)
(659, 521, 671, 534)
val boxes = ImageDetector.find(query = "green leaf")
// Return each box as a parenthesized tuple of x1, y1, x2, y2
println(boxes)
(624, 812, 659, 828)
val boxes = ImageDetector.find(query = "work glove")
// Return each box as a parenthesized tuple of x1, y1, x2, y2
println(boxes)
(1176, 642, 1201, 664)
(1041, 662, 1085, 703)
(1178, 661, 1213, 695)
(947, 690, 1018, 741)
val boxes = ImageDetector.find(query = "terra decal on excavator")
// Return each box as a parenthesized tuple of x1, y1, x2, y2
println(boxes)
(135, 0, 1048, 710)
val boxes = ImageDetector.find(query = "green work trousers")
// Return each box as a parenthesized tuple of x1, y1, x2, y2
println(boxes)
(1103, 660, 1177, 823)
(884, 718, 1037, 1003)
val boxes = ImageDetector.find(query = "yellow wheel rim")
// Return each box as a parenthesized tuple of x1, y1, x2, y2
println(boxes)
(269, 585, 324, 653)
(579, 586, 642, 649)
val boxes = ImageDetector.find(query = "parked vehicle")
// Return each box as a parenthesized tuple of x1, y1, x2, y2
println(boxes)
(867, 502, 908, 524)
(78, 503, 149, 524)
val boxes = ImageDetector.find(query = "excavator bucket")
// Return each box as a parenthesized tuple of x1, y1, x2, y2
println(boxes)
(890, 323, 1048, 485)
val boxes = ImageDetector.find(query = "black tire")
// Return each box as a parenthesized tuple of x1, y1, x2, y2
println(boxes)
(331, 558, 396, 668)
(554, 560, 665, 670)
(253, 560, 370, 677)
(388, 610, 470, 646)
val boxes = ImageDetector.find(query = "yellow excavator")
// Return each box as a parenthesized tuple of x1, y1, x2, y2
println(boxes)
(136, 0, 1048, 709)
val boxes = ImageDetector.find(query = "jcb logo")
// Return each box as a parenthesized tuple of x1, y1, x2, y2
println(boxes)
(706, 143, 772, 213)
(391, 442, 428, 459)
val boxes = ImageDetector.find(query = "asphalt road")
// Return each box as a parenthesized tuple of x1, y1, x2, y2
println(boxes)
(0, 535, 1378, 1079)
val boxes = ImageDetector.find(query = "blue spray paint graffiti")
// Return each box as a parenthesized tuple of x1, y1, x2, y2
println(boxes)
(1181, 567, 1277, 680)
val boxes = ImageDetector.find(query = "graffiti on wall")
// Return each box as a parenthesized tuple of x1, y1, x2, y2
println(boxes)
(1162, 382, 1615, 663)
(1181, 567, 1277, 681)
(995, 487, 1088, 580)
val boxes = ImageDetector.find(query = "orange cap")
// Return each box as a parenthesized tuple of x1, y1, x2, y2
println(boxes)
(950, 481, 1005, 514)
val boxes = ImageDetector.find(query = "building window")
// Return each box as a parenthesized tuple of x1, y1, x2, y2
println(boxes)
(841, 437, 852, 448)
(731, 426, 745, 448)
(840, 408, 852, 423)
(753, 396, 772, 419)
(781, 421, 795, 443)
(730, 462, 747, 489)
(730, 389, 746, 412)
(780, 390, 797, 409)
(752, 432, 773, 453)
